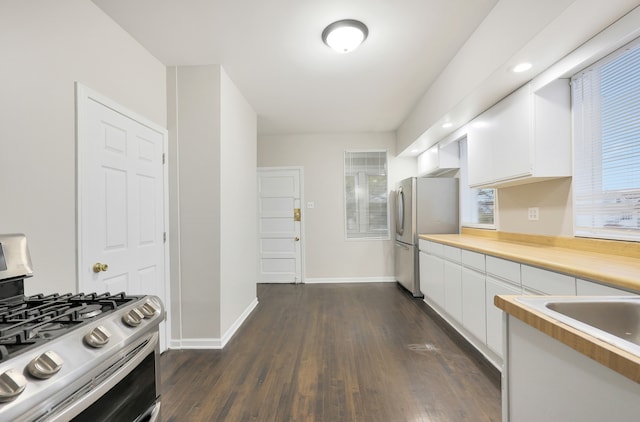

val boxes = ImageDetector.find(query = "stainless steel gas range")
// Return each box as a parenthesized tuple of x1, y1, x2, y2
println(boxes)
(0, 234, 164, 421)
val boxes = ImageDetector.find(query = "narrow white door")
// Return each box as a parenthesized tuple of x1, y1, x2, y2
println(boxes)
(257, 168, 303, 283)
(77, 85, 169, 350)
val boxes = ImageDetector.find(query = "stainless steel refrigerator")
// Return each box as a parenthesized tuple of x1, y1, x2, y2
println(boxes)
(394, 177, 459, 297)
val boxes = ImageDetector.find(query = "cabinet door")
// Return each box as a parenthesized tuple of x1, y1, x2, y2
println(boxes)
(486, 277, 521, 358)
(467, 84, 533, 186)
(420, 252, 445, 308)
(444, 261, 462, 323)
(423, 255, 444, 308)
(462, 267, 486, 343)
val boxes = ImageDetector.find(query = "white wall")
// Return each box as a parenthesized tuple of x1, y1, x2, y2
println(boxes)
(497, 178, 573, 236)
(0, 0, 166, 294)
(168, 65, 222, 339)
(219, 69, 257, 335)
(168, 65, 257, 344)
(258, 133, 415, 281)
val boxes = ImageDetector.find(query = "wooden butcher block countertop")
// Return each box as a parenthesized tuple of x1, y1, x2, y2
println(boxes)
(419, 228, 640, 292)
(420, 228, 640, 382)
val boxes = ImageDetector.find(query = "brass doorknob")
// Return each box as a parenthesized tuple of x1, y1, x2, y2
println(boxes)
(295, 237, 300, 241)
(93, 262, 109, 273)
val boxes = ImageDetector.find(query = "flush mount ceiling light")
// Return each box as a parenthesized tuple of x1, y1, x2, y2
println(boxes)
(322, 19, 368, 53)
(513, 62, 533, 73)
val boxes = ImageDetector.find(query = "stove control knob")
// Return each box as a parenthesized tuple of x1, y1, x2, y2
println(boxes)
(0, 369, 27, 402)
(27, 350, 64, 379)
(139, 300, 159, 318)
(84, 325, 111, 348)
(122, 308, 145, 327)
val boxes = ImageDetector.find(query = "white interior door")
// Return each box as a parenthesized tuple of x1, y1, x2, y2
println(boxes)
(77, 84, 169, 350)
(258, 168, 303, 283)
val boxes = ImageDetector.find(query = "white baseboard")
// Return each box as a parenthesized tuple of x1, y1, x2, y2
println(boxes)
(171, 338, 223, 349)
(220, 297, 259, 347)
(304, 276, 396, 284)
(169, 297, 259, 350)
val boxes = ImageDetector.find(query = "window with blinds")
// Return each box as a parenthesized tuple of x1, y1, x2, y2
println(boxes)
(344, 151, 389, 239)
(572, 37, 640, 241)
(459, 138, 496, 228)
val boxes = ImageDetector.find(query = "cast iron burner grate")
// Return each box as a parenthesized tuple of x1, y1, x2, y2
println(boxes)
(0, 292, 142, 361)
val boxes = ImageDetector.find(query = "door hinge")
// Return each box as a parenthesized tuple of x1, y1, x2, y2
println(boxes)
(163, 232, 166, 243)
(162, 153, 166, 164)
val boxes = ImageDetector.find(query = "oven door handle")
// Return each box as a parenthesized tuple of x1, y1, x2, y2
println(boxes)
(47, 332, 159, 421)
(135, 401, 161, 422)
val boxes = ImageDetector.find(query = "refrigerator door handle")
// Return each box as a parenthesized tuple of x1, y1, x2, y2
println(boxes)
(396, 186, 404, 236)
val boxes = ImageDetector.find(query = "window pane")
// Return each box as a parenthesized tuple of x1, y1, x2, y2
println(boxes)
(573, 37, 640, 241)
(459, 138, 496, 228)
(344, 151, 389, 239)
(476, 189, 495, 224)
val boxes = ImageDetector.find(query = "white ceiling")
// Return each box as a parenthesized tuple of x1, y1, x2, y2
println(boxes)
(91, 0, 640, 154)
(91, 0, 498, 135)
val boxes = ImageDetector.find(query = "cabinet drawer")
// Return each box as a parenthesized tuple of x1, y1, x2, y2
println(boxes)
(522, 265, 576, 296)
(425, 241, 444, 257)
(443, 245, 461, 262)
(461, 250, 485, 272)
(418, 239, 429, 252)
(576, 279, 637, 296)
(486, 256, 521, 286)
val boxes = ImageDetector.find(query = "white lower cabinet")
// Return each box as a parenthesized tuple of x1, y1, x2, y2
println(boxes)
(444, 261, 462, 323)
(421, 240, 638, 372)
(461, 267, 486, 343)
(486, 277, 521, 357)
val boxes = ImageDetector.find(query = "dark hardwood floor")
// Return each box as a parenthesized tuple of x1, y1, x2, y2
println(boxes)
(160, 283, 501, 421)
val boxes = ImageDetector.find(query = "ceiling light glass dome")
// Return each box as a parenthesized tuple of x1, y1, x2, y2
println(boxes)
(322, 19, 368, 53)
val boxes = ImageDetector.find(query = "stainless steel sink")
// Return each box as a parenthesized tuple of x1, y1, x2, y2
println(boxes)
(515, 296, 640, 356)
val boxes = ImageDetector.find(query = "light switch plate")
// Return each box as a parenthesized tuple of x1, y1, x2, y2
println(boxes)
(307, 202, 315, 209)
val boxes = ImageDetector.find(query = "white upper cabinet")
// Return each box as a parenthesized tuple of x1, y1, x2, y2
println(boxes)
(417, 141, 460, 177)
(467, 79, 571, 188)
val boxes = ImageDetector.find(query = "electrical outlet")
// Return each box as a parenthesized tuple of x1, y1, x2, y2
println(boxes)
(528, 207, 539, 221)
(307, 201, 315, 209)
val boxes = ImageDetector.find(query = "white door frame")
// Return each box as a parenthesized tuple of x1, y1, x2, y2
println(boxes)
(257, 166, 305, 283)
(75, 83, 171, 350)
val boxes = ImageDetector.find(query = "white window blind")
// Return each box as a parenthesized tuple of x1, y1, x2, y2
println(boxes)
(572, 38, 640, 241)
(344, 151, 389, 239)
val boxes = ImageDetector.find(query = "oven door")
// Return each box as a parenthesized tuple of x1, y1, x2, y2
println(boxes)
(47, 332, 161, 422)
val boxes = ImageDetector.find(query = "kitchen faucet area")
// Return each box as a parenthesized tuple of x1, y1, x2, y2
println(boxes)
(3, 1, 640, 421)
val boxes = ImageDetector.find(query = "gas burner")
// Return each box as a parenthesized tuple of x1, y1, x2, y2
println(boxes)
(78, 304, 103, 319)
(28, 322, 66, 339)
